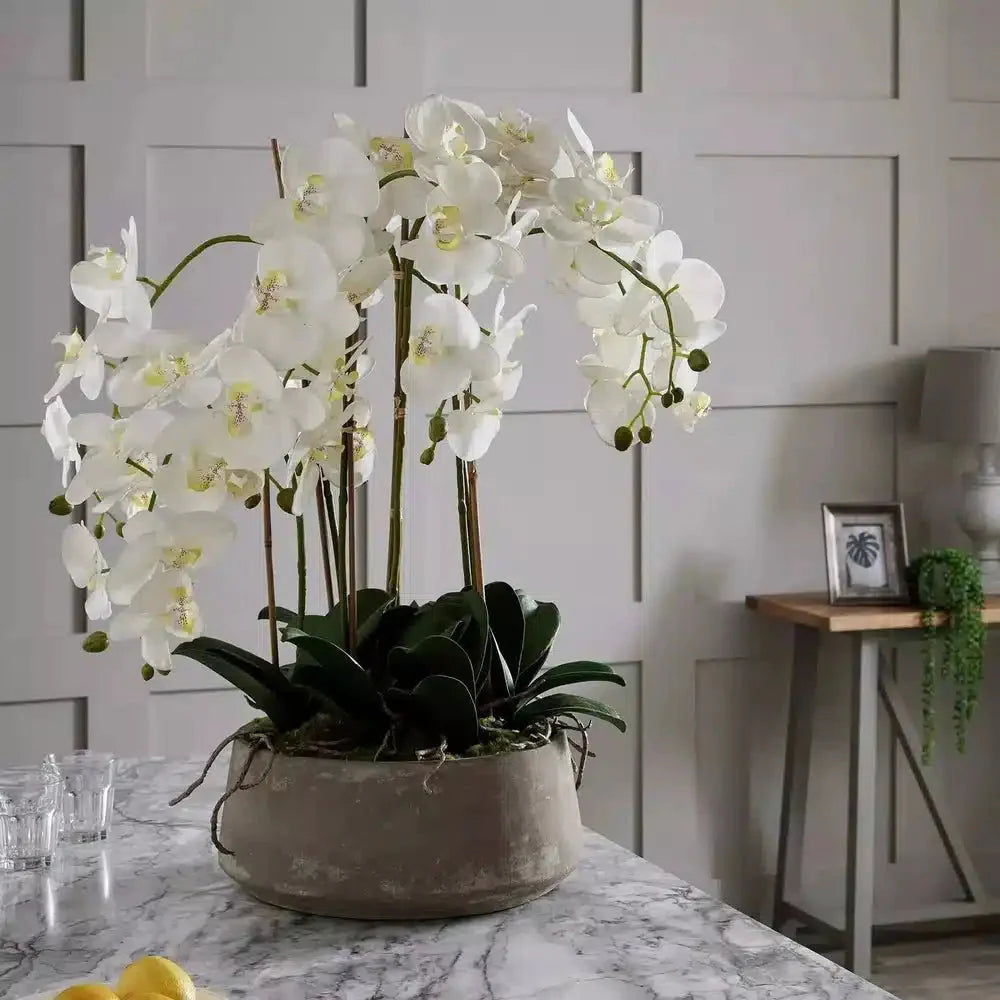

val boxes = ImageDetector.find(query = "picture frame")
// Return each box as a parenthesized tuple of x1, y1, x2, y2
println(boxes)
(821, 502, 910, 606)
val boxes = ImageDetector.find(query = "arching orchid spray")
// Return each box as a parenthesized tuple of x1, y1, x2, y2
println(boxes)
(41, 96, 725, 752)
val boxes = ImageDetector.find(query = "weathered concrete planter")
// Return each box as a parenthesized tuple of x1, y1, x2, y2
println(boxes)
(217, 733, 582, 918)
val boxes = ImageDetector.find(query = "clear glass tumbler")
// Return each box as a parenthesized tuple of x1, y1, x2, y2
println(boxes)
(58, 751, 116, 843)
(0, 767, 61, 871)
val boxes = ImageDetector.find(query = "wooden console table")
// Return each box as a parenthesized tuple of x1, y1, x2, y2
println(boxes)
(746, 593, 1000, 979)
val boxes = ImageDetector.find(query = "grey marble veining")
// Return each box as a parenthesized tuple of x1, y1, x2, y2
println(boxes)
(0, 758, 895, 1000)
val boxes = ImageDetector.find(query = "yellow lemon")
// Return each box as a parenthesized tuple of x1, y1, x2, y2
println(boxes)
(53, 987, 119, 1000)
(116, 957, 196, 1000)
(121, 995, 175, 1000)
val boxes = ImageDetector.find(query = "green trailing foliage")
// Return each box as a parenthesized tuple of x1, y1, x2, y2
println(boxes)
(906, 549, 986, 763)
(173, 581, 625, 757)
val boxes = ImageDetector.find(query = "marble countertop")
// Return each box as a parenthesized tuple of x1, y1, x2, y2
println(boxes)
(0, 758, 894, 1000)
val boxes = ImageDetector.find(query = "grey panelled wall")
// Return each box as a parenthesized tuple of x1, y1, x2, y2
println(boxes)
(3, 0, 1000, 917)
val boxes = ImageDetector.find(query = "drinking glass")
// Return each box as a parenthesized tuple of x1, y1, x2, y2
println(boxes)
(58, 751, 116, 843)
(0, 767, 61, 871)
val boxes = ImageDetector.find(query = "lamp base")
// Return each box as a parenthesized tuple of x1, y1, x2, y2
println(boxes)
(958, 458, 1000, 594)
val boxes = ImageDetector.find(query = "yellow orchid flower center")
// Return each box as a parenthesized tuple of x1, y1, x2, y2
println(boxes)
(255, 270, 290, 313)
(293, 173, 328, 220)
(61, 332, 84, 363)
(352, 426, 374, 460)
(442, 122, 468, 158)
(499, 116, 535, 145)
(226, 382, 263, 436)
(370, 137, 413, 172)
(411, 325, 440, 363)
(432, 206, 463, 251)
(163, 546, 202, 570)
(187, 457, 226, 493)
(142, 353, 192, 388)
(596, 153, 619, 185)
(167, 586, 197, 635)
(88, 245, 127, 280)
(573, 196, 622, 228)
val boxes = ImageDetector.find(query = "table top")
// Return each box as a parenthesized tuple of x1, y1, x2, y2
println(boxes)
(746, 592, 1000, 633)
(0, 758, 894, 1000)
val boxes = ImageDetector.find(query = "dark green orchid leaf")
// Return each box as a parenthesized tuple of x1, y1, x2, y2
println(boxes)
(520, 661, 626, 698)
(173, 637, 308, 730)
(388, 634, 475, 693)
(484, 581, 524, 676)
(486, 628, 514, 701)
(282, 628, 383, 717)
(256, 605, 297, 626)
(512, 693, 626, 733)
(411, 674, 480, 751)
(517, 597, 560, 688)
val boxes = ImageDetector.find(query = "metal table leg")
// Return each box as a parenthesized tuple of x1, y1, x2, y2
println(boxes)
(845, 635, 879, 977)
(772, 625, 819, 928)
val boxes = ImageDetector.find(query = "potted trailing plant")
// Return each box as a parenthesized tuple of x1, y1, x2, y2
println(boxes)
(907, 549, 986, 763)
(42, 96, 725, 916)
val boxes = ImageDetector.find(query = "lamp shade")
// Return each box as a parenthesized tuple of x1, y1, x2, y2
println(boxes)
(919, 347, 1000, 444)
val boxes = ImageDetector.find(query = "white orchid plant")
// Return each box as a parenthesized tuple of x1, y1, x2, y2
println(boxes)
(42, 96, 725, 757)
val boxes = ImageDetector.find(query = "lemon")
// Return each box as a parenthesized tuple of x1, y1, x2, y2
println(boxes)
(116, 957, 196, 1000)
(122, 995, 175, 1000)
(53, 987, 119, 1000)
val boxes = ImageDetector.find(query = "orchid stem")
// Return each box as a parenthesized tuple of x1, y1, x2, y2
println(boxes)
(323, 478, 346, 604)
(316, 478, 335, 612)
(466, 459, 485, 596)
(148, 234, 257, 307)
(258, 136, 285, 674)
(295, 514, 306, 628)
(455, 450, 472, 589)
(386, 220, 411, 599)
(261, 475, 280, 672)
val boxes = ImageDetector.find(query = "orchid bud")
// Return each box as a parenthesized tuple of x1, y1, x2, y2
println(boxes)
(672, 386, 685, 404)
(660, 392, 673, 408)
(420, 446, 436, 465)
(428, 414, 447, 443)
(613, 426, 633, 452)
(638, 426, 653, 444)
(49, 494, 73, 516)
(82, 631, 109, 653)
(93, 519, 105, 540)
(244, 493, 262, 510)
(116, 520, 126, 537)
(141, 663, 154, 682)
(688, 349, 709, 373)
(276, 487, 296, 514)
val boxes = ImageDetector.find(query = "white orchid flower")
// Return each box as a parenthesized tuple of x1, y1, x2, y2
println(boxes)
(341, 253, 393, 309)
(288, 400, 375, 515)
(443, 291, 533, 462)
(634, 231, 726, 349)
(547, 239, 625, 299)
(482, 109, 561, 177)
(584, 379, 656, 448)
(254, 139, 377, 268)
(42, 397, 81, 487)
(364, 133, 435, 232)
(577, 328, 643, 383)
(106, 329, 220, 410)
(152, 414, 261, 512)
(650, 354, 699, 398)
(544, 175, 660, 253)
(107, 509, 236, 605)
(70, 217, 151, 329)
(108, 570, 203, 672)
(62, 523, 112, 621)
(404, 95, 487, 170)
(463, 195, 540, 297)
(204, 346, 324, 470)
(65, 408, 171, 508)
(44, 329, 105, 402)
(673, 390, 712, 432)
(246, 237, 340, 321)
(400, 294, 500, 405)
(398, 160, 506, 289)
(445, 402, 502, 462)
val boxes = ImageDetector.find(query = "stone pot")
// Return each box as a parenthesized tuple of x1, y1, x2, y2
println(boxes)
(217, 733, 582, 918)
